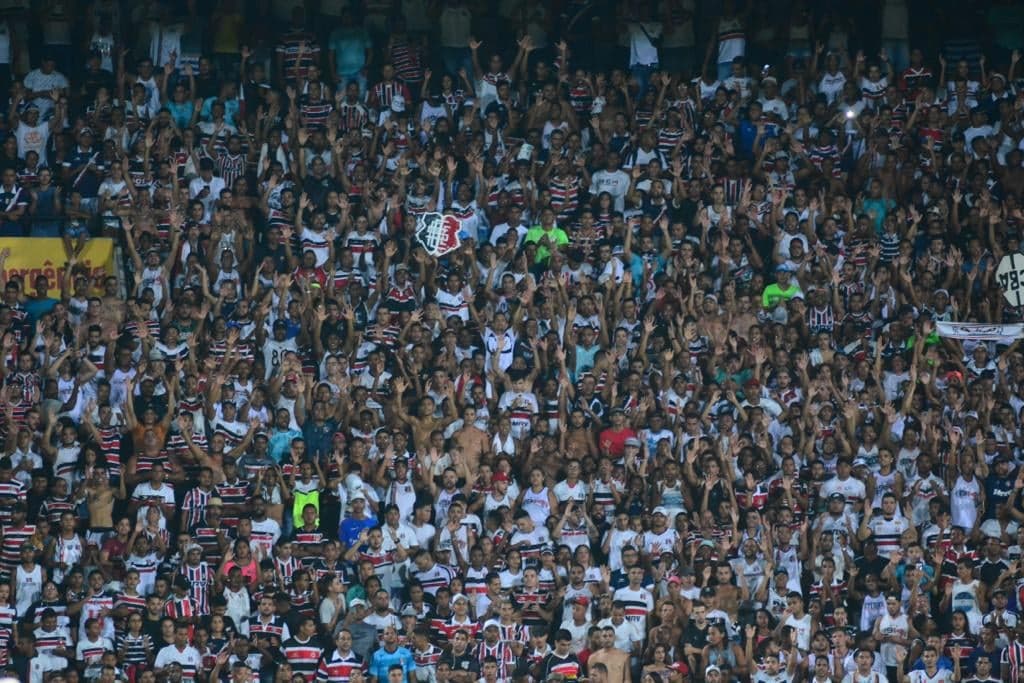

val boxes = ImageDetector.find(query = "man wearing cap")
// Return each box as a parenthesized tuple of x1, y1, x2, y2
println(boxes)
(475, 621, 516, 680)
(62, 127, 104, 213)
(558, 595, 592, 652)
(761, 264, 802, 314)
(820, 458, 867, 515)
(815, 491, 857, 539)
(10, 90, 62, 168)
(339, 492, 377, 548)
(642, 506, 680, 562)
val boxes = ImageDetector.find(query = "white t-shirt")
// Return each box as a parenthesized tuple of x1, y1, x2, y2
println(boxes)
(154, 643, 203, 675)
(906, 669, 954, 683)
(589, 169, 631, 212)
(23, 69, 68, 114)
(188, 175, 227, 221)
(628, 22, 661, 67)
(784, 613, 812, 651)
(14, 121, 51, 165)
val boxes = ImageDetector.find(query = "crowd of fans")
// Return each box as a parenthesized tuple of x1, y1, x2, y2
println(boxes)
(2, 1, 1024, 683)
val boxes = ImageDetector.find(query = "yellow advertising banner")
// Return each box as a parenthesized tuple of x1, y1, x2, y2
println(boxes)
(0, 237, 116, 298)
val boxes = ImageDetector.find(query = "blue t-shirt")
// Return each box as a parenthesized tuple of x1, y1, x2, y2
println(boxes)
(268, 428, 302, 462)
(339, 516, 377, 548)
(329, 27, 371, 75)
(199, 97, 241, 126)
(166, 100, 194, 129)
(23, 296, 58, 324)
(369, 645, 414, 681)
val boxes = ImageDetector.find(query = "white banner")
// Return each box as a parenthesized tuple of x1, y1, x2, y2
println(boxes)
(935, 321, 1024, 342)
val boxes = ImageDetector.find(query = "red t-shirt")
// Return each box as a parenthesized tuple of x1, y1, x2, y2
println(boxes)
(598, 427, 637, 458)
(101, 537, 128, 579)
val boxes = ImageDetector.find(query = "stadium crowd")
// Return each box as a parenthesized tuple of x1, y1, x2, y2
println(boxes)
(1, 1, 1024, 683)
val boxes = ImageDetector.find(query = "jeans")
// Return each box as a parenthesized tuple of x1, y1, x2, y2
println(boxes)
(883, 40, 910, 74)
(630, 63, 658, 96)
(660, 46, 696, 78)
(441, 46, 473, 79)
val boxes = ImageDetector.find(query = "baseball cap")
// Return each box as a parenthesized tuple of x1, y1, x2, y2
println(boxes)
(572, 595, 590, 606)
(624, 437, 642, 448)
(652, 506, 669, 517)
(492, 471, 509, 483)
(401, 605, 418, 617)
(706, 665, 722, 675)
(828, 492, 846, 501)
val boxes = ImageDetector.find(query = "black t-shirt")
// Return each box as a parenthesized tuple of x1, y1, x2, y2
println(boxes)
(987, 473, 1014, 519)
(541, 651, 581, 680)
(854, 554, 889, 591)
(979, 558, 1009, 587)
(78, 68, 115, 105)
(682, 621, 710, 652)
(446, 650, 480, 677)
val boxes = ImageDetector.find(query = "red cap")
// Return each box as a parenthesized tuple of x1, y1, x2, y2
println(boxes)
(492, 471, 509, 483)
(573, 596, 590, 606)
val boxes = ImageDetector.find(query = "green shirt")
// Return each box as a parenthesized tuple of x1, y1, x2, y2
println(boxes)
(524, 225, 569, 263)
(761, 283, 802, 309)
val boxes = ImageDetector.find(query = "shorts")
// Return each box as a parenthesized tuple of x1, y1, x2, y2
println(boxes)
(86, 527, 113, 546)
(64, 220, 89, 238)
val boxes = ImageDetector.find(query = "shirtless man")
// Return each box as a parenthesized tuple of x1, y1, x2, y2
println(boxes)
(85, 465, 126, 547)
(391, 377, 459, 454)
(99, 275, 127, 325)
(727, 291, 759, 340)
(451, 405, 491, 471)
(561, 406, 597, 459)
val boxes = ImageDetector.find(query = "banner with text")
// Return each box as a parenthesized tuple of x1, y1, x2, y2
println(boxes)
(935, 321, 1024, 342)
(0, 237, 115, 298)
